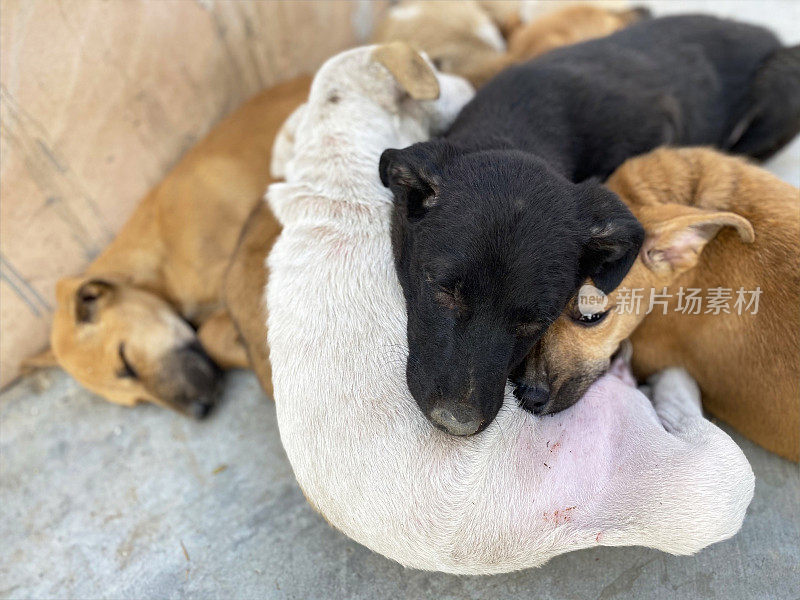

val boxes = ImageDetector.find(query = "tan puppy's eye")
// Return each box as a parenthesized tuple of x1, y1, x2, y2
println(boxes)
(569, 307, 611, 327)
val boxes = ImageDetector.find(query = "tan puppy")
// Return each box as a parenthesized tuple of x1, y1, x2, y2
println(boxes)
(35, 77, 309, 415)
(373, 1, 647, 88)
(516, 148, 799, 461)
(506, 4, 647, 64)
(372, 0, 509, 87)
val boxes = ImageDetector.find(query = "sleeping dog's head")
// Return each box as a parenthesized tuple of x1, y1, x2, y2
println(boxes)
(49, 275, 221, 417)
(380, 141, 643, 435)
(514, 148, 756, 416)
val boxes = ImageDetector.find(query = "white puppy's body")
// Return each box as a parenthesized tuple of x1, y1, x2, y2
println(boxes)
(267, 46, 754, 574)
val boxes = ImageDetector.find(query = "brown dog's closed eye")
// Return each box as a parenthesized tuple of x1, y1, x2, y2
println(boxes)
(117, 342, 138, 380)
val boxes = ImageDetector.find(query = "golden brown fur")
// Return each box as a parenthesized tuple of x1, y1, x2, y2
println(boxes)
(373, 1, 646, 88)
(506, 4, 646, 65)
(40, 77, 308, 410)
(526, 148, 799, 461)
(222, 201, 280, 398)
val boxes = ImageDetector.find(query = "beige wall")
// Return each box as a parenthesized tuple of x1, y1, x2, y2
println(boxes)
(0, 0, 385, 386)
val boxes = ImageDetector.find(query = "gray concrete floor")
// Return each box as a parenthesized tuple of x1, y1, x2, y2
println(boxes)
(1, 368, 799, 600)
(3, 2, 800, 598)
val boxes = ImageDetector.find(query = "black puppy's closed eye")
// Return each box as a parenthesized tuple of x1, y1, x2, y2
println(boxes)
(435, 289, 460, 311)
(117, 342, 138, 379)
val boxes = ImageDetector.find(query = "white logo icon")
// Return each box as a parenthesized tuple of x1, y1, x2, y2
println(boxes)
(577, 284, 608, 316)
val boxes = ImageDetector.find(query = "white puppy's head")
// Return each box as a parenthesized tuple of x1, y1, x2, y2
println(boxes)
(271, 43, 474, 180)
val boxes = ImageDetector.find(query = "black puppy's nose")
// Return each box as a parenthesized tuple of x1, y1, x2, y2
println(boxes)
(429, 402, 483, 436)
(514, 382, 551, 415)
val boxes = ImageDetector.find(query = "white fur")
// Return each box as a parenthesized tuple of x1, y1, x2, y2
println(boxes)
(388, 3, 423, 21)
(266, 46, 754, 574)
(474, 20, 507, 52)
(270, 102, 306, 179)
(520, 0, 631, 23)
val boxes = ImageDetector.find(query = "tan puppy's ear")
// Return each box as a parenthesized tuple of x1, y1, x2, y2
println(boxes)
(20, 347, 60, 373)
(74, 278, 117, 323)
(372, 42, 440, 100)
(640, 205, 754, 276)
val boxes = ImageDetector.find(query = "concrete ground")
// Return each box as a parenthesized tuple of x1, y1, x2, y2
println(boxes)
(1, 368, 799, 600)
(2, 2, 799, 599)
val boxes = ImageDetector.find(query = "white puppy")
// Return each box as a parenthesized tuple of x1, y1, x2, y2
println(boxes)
(266, 44, 754, 575)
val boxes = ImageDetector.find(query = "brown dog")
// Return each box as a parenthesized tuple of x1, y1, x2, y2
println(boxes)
(373, 1, 647, 87)
(516, 148, 799, 461)
(506, 4, 647, 67)
(33, 77, 309, 415)
(222, 201, 278, 398)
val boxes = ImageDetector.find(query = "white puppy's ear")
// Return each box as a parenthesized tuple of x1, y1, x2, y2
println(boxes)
(372, 42, 440, 101)
(270, 103, 307, 179)
(639, 204, 755, 276)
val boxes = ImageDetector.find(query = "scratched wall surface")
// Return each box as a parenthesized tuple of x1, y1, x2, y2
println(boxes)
(0, 0, 384, 387)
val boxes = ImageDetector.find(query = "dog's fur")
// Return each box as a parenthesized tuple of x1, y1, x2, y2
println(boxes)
(516, 148, 800, 462)
(621, 152, 800, 462)
(506, 4, 648, 69)
(381, 16, 800, 435)
(267, 44, 753, 574)
(222, 201, 280, 398)
(231, 2, 653, 402)
(40, 78, 308, 414)
(373, 1, 647, 88)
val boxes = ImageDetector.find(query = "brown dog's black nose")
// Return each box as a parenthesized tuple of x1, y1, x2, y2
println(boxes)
(514, 382, 550, 415)
(153, 341, 222, 419)
(190, 394, 216, 419)
(429, 402, 483, 436)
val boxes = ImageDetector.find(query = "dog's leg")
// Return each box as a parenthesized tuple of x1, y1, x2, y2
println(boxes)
(270, 103, 307, 179)
(647, 367, 703, 434)
(197, 310, 250, 370)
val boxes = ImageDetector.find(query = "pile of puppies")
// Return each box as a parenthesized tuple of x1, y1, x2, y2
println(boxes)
(31, 0, 800, 571)
(33, 2, 648, 419)
(268, 9, 799, 570)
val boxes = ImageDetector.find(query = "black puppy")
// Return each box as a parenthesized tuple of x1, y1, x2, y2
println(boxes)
(380, 15, 800, 436)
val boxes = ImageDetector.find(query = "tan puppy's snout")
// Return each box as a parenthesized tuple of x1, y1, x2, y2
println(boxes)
(513, 380, 551, 415)
(514, 333, 611, 417)
(150, 341, 222, 419)
(512, 344, 551, 414)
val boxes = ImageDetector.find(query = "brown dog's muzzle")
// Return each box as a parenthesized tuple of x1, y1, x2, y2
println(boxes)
(149, 342, 222, 418)
(512, 342, 609, 416)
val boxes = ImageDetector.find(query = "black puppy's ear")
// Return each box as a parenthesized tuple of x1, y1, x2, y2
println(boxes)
(75, 279, 116, 323)
(379, 141, 455, 220)
(578, 183, 644, 294)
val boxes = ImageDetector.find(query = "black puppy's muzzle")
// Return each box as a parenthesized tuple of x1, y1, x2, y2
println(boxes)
(428, 400, 485, 437)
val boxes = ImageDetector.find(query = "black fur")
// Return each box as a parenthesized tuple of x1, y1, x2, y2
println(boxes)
(381, 15, 800, 435)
